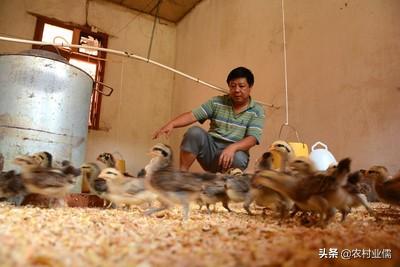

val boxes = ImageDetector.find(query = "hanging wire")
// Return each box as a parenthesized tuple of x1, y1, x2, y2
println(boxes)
(115, 0, 156, 35)
(281, 0, 289, 125)
(116, 58, 125, 151)
(147, 0, 162, 60)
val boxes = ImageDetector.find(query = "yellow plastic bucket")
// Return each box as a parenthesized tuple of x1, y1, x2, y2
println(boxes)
(81, 175, 91, 193)
(270, 142, 308, 170)
(269, 124, 309, 170)
(289, 142, 309, 157)
(269, 140, 294, 170)
(116, 159, 126, 173)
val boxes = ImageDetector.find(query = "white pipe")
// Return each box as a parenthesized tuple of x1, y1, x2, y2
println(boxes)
(0, 35, 279, 109)
(281, 0, 289, 124)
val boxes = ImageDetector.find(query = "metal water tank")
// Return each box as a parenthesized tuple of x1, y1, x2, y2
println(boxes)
(0, 49, 110, 192)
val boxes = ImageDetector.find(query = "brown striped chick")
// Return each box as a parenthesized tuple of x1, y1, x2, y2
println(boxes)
(289, 156, 317, 178)
(144, 143, 222, 220)
(358, 169, 376, 202)
(366, 166, 400, 207)
(223, 167, 292, 217)
(60, 160, 81, 177)
(80, 162, 115, 208)
(339, 170, 376, 221)
(0, 153, 4, 172)
(32, 151, 53, 168)
(32, 151, 81, 177)
(0, 153, 27, 204)
(97, 152, 134, 177)
(298, 158, 355, 224)
(98, 168, 157, 208)
(253, 158, 352, 227)
(198, 179, 231, 213)
(326, 163, 338, 175)
(97, 152, 115, 168)
(285, 157, 318, 218)
(224, 169, 253, 215)
(287, 157, 375, 222)
(13, 155, 77, 207)
(246, 152, 293, 220)
(254, 152, 274, 172)
(196, 169, 235, 214)
(0, 170, 27, 199)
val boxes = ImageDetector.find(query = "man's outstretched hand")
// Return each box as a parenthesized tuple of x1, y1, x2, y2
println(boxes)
(152, 123, 173, 139)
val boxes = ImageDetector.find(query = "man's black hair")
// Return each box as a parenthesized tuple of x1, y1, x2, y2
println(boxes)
(226, 66, 254, 87)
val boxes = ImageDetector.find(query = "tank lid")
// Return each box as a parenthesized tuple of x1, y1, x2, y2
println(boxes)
(18, 48, 68, 63)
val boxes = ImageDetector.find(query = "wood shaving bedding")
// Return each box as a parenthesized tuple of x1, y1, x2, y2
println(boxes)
(0, 202, 399, 267)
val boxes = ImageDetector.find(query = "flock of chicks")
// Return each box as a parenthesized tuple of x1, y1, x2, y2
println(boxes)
(0, 143, 399, 227)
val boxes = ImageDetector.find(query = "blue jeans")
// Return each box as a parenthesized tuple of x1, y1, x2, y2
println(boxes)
(180, 126, 249, 173)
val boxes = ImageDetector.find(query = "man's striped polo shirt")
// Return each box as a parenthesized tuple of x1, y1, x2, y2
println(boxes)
(192, 95, 265, 144)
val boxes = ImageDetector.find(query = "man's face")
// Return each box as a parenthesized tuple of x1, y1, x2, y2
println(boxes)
(228, 77, 251, 105)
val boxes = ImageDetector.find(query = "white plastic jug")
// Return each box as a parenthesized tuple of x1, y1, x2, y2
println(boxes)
(309, 142, 337, 171)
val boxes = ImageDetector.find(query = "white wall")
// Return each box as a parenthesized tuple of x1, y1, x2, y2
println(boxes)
(171, 0, 400, 174)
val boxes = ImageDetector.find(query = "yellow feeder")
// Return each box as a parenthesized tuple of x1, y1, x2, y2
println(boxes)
(289, 142, 309, 157)
(81, 175, 91, 193)
(270, 140, 294, 170)
(116, 159, 126, 173)
(278, 124, 309, 157)
(270, 124, 310, 170)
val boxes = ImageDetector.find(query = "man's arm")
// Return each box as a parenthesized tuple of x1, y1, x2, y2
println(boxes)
(218, 136, 257, 170)
(152, 111, 197, 139)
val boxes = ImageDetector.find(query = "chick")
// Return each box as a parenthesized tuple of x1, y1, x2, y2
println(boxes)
(137, 168, 146, 178)
(0, 170, 27, 199)
(339, 170, 375, 221)
(253, 158, 352, 226)
(360, 169, 380, 202)
(288, 157, 374, 222)
(198, 180, 231, 213)
(97, 152, 134, 177)
(13, 155, 78, 207)
(303, 158, 354, 224)
(224, 154, 292, 217)
(80, 162, 114, 208)
(32, 152, 81, 177)
(254, 152, 273, 172)
(326, 163, 337, 174)
(225, 173, 253, 214)
(144, 143, 222, 220)
(246, 152, 293, 219)
(285, 157, 318, 218)
(97, 152, 116, 168)
(32, 151, 53, 168)
(366, 166, 400, 207)
(0, 153, 4, 172)
(269, 141, 294, 172)
(289, 157, 317, 178)
(98, 167, 157, 208)
(0, 153, 26, 205)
